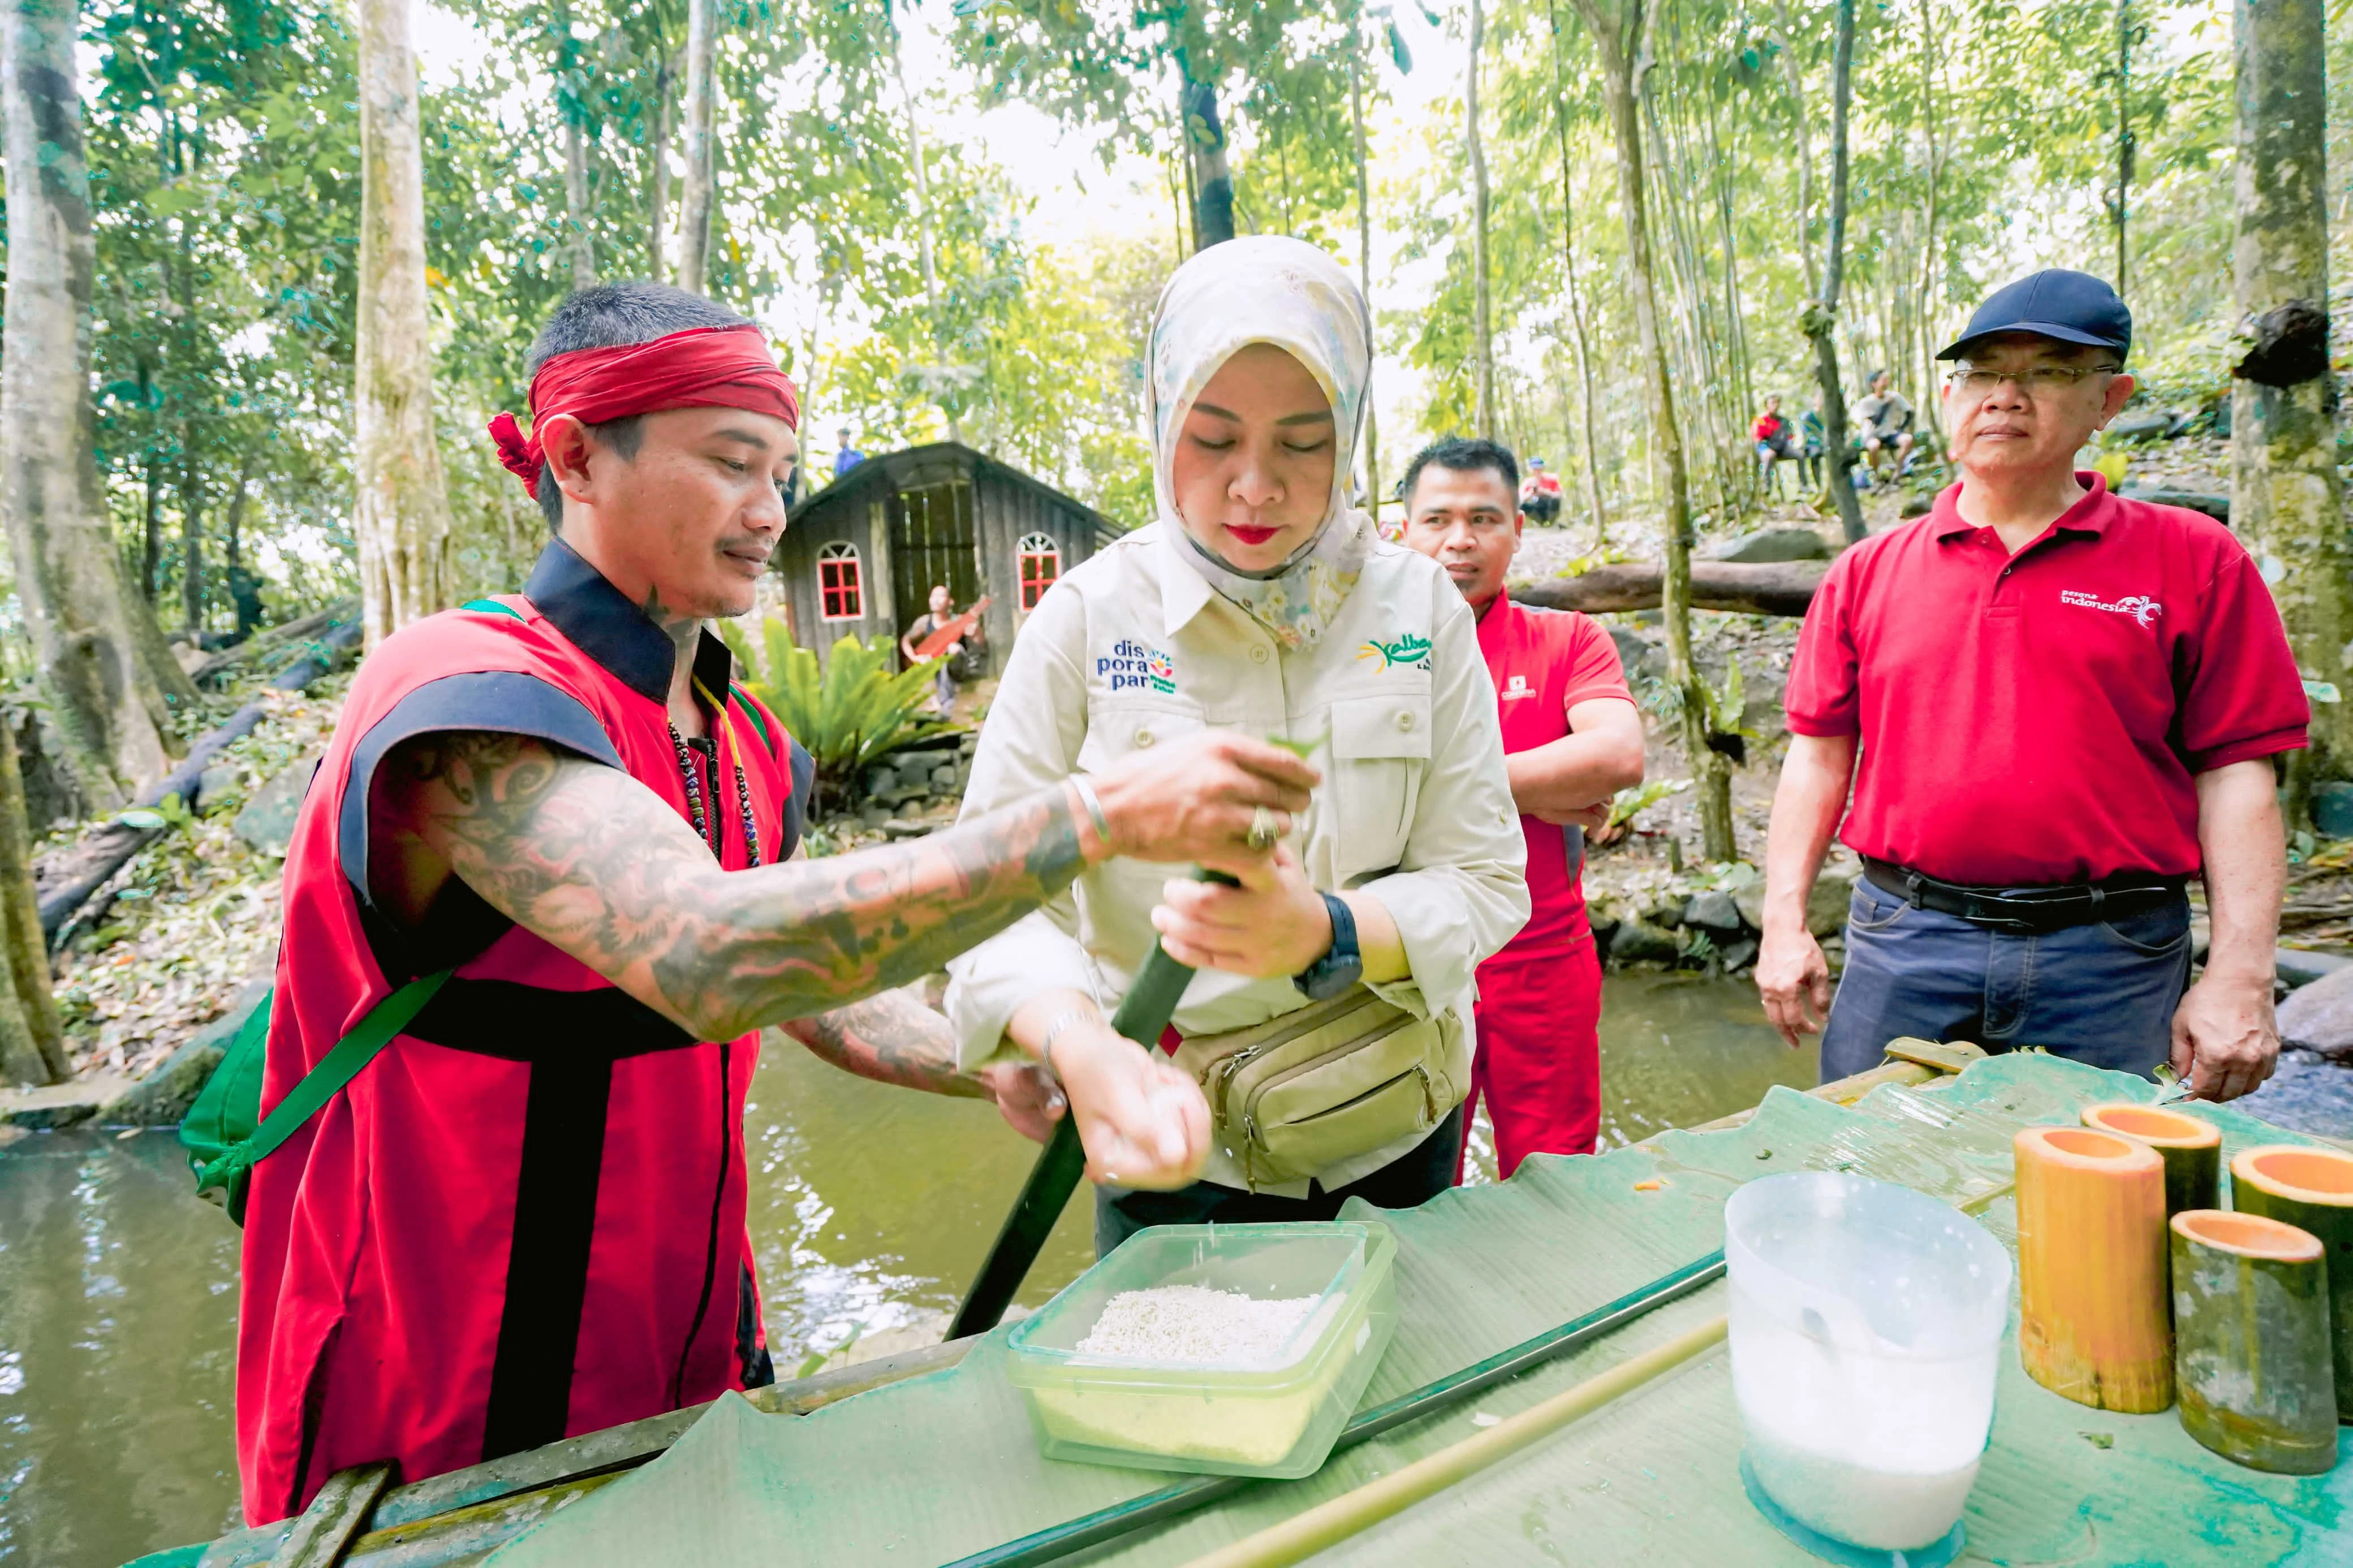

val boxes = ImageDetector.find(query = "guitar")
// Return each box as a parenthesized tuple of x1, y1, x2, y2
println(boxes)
(911, 596, 992, 660)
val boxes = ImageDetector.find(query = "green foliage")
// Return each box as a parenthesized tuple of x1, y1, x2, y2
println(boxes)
(1606, 776, 1691, 830)
(719, 614, 953, 815)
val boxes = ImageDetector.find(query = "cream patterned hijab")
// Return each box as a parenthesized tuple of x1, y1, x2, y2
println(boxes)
(1148, 236, 1376, 650)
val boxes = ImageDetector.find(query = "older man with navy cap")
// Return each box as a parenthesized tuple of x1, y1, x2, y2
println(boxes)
(1754, 269, 2309, 1102)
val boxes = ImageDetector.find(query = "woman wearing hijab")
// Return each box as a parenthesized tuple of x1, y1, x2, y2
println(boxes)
(946, 237, 1529, 1249)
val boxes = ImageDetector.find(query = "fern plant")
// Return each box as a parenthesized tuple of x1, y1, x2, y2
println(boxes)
(719, 614, 955, 818)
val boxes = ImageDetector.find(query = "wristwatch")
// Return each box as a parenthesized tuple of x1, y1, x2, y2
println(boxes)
(1293, 892, 1363, 1001)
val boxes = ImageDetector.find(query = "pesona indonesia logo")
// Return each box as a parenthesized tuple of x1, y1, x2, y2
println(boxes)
(1098, 637, 1177, 694)
(1356, 632, 1433, 672)
(2059, 589, 2164, 629)
(1501, 672, 1537, 701)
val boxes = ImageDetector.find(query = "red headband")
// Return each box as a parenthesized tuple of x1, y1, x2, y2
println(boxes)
(488, 323, 803, 499)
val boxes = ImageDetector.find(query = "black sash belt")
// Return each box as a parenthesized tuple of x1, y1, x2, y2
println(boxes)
(1861, 858, 2187, 935)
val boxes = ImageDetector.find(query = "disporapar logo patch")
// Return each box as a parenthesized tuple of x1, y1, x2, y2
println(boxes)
(1098, 638, 1177, 694)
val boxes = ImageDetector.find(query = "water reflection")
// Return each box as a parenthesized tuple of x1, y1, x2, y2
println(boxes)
(0, 974, 1789, 1565)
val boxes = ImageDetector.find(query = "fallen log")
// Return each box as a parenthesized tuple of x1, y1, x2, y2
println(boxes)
(36, 616, 361, 945)
(1511, 559, 1827, 617)
(186, 597, 361, 687)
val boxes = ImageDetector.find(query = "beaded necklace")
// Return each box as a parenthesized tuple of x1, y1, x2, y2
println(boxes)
(667, 712, 762, 869)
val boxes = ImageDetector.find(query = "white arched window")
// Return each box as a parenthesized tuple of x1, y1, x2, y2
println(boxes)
(817, 541, 863, 621)
(1017, 532, 1061, 611)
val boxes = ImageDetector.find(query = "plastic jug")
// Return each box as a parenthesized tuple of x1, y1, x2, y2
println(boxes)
(1726, 1172, 2012, 1563)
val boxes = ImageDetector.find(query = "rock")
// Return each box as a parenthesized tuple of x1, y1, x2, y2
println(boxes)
(2277, 965, 2353, 1060)
(2278, 948, 2353, 991)
(2234, 1049, 2353, 1141)
(233, 754, 321, 857)
(1717, 937, 1760, 972)
(1900, 494, 1935, 518)
(2312, 782, 2353, 840)
(1706, 527, 1830, 564)
(929, 763, 958, 792)
(2106, 409, 2175, 443)
(1683, 889, 1743, 932)
(2118, 486, 2231, 523)
(1605, 625, 1661, 678)
(859, 801, 891, 828)
(1807, 868, 1857, 936)
(196, 763, 242, 811)
(1734, 881, 1766, 932)
(101, 980, 272, 1126)
(0, 1073, 140, 1130)
(1641, 896, 1685, 928)
(1610, 919, 1680, 964)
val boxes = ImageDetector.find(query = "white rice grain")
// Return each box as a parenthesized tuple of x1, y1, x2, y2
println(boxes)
(1077, 1285, 1321, 1364)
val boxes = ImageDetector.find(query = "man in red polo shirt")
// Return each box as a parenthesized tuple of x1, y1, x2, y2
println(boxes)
(1756, 270, 2306, 1102)
(1402, 437, 1646, 1173)
(239, 282, 1315, 1521)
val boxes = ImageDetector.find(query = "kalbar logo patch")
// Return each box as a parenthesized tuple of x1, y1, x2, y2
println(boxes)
(2060, 589, 2163, 629)
(1098, 638, 1177, 694)
(1356, 632, 1432, 672)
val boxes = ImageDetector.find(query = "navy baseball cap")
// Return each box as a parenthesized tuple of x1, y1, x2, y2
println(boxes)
(1937, 269, 2132, 361)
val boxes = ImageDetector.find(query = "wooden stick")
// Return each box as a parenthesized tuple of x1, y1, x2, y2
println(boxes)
(1179, 1316, 1727, 1568)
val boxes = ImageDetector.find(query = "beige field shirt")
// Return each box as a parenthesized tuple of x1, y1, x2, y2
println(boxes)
(945, 522, 1529, 1195)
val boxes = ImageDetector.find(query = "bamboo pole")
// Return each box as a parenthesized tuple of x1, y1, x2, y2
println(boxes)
(2170, 1210, 2337, 1474)
(2082, 1104, 2222, 1219)
(2014, 1126, 2172, 1412)
(1179, 1318, 1727, 1568)
(2229, 1144, 2353, 1420)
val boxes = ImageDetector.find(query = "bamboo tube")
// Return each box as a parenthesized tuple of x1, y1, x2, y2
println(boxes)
(2170, 1211, 2338, 1474)
(2082, 1104, 2222, 1219)
(1178, 1317, 1728, 1568)
(2230, 1144, 2353, 1423)
(2014, 1126, 2172, 1412)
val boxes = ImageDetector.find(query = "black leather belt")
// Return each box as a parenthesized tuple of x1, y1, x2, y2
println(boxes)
(1861, 858, 2187, 934)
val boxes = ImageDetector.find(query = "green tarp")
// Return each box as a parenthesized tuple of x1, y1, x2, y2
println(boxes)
(488, 1056, 2350, 1566)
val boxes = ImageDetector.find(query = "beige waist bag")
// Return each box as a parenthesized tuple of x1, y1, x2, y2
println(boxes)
(1171, 989, 1469, 1190)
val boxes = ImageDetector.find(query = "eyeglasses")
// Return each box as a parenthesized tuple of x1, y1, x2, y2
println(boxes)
(1944, 364, 2121, 397)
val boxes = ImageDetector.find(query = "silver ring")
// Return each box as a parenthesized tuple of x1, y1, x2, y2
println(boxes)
(1247, 805, 1280, 852)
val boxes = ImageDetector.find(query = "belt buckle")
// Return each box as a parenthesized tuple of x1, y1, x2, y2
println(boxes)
(1961, 896, 2040, 934)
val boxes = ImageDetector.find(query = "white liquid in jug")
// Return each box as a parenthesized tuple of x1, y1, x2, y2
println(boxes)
(1746, 1432, 1980, 1551)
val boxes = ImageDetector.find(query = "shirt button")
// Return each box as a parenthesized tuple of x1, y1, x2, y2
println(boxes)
(1395, 710, 1416, 733)
(1134, 728, 1154, 748)
(1249, 644, 1270, 664)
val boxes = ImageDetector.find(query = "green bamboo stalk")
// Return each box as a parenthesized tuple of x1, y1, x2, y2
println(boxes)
(2170, 1210, 2338, 1473)
(2082, 1104, 2222, 1218)
(2230, 1144, 2353, 1422)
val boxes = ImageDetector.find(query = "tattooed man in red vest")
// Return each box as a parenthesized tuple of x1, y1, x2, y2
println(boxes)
(239, 283, 1312, 1521)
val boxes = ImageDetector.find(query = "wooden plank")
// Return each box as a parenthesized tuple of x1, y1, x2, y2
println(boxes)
(270, 1462, 393, 1568)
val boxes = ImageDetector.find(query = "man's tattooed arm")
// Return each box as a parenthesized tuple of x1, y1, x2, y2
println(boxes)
(781, 989, 983, 1098)
(378, 732, 1089, 1040)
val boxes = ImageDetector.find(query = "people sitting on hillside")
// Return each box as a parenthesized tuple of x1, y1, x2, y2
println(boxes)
(1753, 394, 1799, 493)
(1519, 456, 1563, 524)
(1798, 402, 1827, 488)
(1854, 369, 1916, 480)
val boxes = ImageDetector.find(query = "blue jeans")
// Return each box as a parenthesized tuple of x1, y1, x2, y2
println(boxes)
(1819, 876, 2192, 1083)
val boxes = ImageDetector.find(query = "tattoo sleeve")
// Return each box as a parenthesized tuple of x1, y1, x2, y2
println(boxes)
(390, 731, 1086, 1040)
(781, 989, 983, 1099)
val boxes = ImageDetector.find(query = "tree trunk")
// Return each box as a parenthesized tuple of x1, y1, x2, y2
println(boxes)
(564, 114, 596, 288)
(1571, 0, 1733, 863)
(1350, 29, 1381, 518)
(355, 0, 456, 647)
(0, 0, 179, 813)
(1467, 0, 1495, 436)
(2113, 0, 2134, 302)
(141, 446, 163, 600)
(677, 0, 719, 288)
(1179, 63, 1234, 250)
(179, 448, 204, 632)
(1804, 0, 1866, 544)
(1548, 0, 1608, 543)
(0, 716, 64, 1084)
(1770, 0, 1817, 299)
(887, 10, 959, 443)
(2232, 0, 2348, 814)
(1514, 559, 1826, 616)
(647, 51, 672, 280)
(1915, 0, 1947, 450)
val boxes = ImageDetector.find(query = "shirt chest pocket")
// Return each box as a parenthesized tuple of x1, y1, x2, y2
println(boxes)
(1327, 693, 1431, 880)
(1075, 701, 1206, 776)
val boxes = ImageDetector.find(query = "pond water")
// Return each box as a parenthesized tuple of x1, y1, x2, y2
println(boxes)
(0, 973, 1800, 1567)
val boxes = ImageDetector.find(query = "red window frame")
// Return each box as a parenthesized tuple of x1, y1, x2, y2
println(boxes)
(1018, 533, 1061, 611)
(817, 543, 863, 621)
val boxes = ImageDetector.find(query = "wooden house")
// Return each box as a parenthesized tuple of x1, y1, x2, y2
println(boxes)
(773, 442, 1123, 674)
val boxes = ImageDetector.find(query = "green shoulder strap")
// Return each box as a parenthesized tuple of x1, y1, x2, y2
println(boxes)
(463, 597, 525, 620)
(729, 683, 775, 753)
(191, 971, 452, 1207)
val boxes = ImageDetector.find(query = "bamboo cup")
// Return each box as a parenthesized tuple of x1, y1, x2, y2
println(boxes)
(2230, 1144, 2353, 1423)
(2014, 1126, 2171, 1412)
(2170, 1210, 2338, 1474)
(2082, 1103, 2222, 1218)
